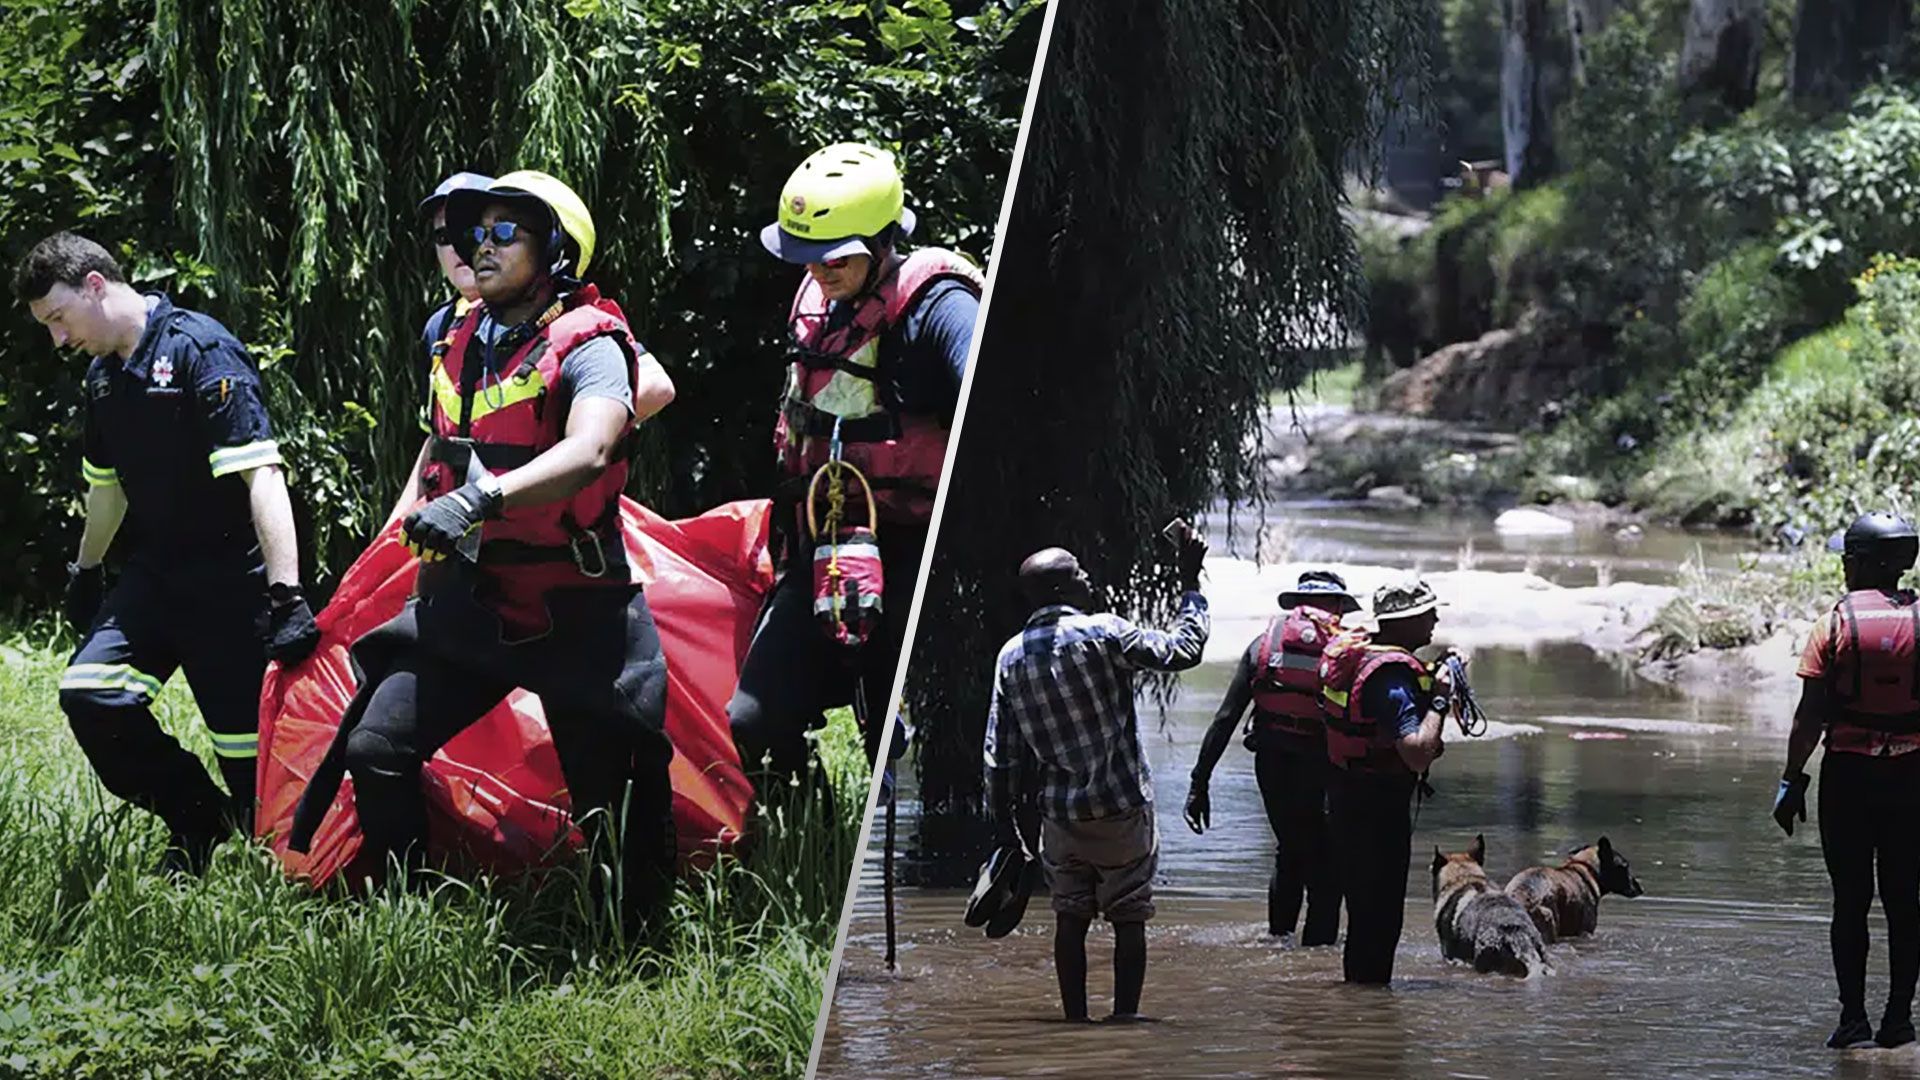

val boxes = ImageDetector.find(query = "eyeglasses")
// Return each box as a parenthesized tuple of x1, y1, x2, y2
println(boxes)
(820, 255, 853, 269)
(469, 221, 528, 249)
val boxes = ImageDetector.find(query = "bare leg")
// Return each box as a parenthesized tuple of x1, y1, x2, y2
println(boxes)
(1056, 913, 1092, 1021)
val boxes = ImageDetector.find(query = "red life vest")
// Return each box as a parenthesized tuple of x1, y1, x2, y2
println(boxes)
(1319, 630, 1432, 774)
(419, 285, 644, 638)
(1825, 589, 1920, 756)
(1249, 608, 1343, 741)
(774, 248, 983, 525)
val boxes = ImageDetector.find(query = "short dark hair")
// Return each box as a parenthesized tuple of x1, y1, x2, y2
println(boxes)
(12, 232, 125, 303)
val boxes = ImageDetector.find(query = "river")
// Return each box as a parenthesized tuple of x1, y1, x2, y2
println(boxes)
(814, 503, 1902, 1078)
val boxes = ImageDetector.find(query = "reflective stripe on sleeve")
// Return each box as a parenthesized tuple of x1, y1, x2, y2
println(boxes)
(82, 458, 120, 487)
(208, 440, 284, 477)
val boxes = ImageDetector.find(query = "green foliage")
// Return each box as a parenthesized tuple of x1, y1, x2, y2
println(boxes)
(907, 0, 1432, 830)
(0, 0, 1038, 606)
(0, 632, 865, 1077)
(1669, 240, 1809, 418)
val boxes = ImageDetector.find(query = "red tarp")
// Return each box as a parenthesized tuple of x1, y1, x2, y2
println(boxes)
(255, 497, 773, 887)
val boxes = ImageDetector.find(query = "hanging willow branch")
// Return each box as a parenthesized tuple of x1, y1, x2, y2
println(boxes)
(906, 0, 1432, 836)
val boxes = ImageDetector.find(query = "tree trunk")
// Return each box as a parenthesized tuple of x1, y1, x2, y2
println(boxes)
(1680, 0, 1763, 112)
(1566, 0, 1616, 86)
(1790, 0, 1912, 112)
(1502, 0, 1555, 186)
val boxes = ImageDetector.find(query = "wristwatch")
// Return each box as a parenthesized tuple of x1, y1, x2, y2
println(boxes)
(267, 582, 304, 607)
(473, 470, 505, 514)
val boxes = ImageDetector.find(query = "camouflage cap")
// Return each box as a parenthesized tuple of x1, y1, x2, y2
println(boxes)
(1372, 578, 1444, 621)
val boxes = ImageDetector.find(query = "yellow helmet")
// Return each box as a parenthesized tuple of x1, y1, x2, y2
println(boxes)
(760, 143, 918, 265)
(446, 169, 598, 276)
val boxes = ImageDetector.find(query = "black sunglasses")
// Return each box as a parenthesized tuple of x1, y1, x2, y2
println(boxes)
(430, 226, 453, 247)
(469, 221, 529, 248)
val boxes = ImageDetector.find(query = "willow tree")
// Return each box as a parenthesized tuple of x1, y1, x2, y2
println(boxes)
(145, 0, 1037, 592)
(904, 0, 1430, 859)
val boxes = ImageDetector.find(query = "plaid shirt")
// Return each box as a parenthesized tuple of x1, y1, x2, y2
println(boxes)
(984, 592, 1211, 822)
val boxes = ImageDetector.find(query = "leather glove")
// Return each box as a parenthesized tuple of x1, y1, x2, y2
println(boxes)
(402, 480, 502, 561)
(264, 583, 320, 666)
(64, 563, 105, 636)
(1183, 780, 1211, 835)
(1177, 530, 1209, 592)
(1773, 772, 1811, 836)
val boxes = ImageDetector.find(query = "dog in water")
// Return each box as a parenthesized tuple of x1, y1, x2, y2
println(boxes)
(1431, 835, 1550, 977)
(1504, 836, 1644, 944)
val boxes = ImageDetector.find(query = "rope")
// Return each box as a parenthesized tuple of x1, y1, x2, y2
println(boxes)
(1443, 655, 1489, 737)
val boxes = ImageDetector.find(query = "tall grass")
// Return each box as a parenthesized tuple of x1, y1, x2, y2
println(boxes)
(0, 629, 862, 1078)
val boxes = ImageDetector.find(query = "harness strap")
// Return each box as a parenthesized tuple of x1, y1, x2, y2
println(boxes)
(791, 402, 902, 442)
(1846, 594, 1863, 701)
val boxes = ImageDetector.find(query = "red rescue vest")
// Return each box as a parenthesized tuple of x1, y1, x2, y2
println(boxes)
(419, 285, 644, 637)
(1250, 608, 1343, 741)
(1825, 589, 1920, 756)
(774, 248, 983, 525)
(1319, 630, 1432, 774)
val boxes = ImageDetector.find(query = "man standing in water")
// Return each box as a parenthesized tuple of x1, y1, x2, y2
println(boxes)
(1319, 580, 1454, 984)
(983, 533, 1210, 1021)
(1774, 511, 1920, 1050)
(1185, 570, 1359, 944)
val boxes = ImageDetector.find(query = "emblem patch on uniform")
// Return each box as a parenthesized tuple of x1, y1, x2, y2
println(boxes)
(152, 355, 174, 388)
(88, 378, 111, 400)
(790, 195, 806, 215)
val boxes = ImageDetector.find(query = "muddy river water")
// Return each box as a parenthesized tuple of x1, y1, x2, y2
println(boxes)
(815, 505, 1913, 1079)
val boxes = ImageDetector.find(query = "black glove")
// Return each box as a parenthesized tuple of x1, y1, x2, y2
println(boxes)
(1773, 772, 1811, 837)
(64, 562, 105, 636)
(402, 480, 502, 561)
(1183, 780, 1211, 835)
(1177, 530, 1208, 592)
(264, 584, 320, 666)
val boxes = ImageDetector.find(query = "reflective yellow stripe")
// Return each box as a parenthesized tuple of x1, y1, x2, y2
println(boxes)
(429, 360, 462, 426)
(59, 662, 163, 702)
(208, 731, 258, 759)
(1322, 687, 1350, 708)
(468, 370, 546, 423)
(208, 440, 284, 478)
(81, 458, 119, 487)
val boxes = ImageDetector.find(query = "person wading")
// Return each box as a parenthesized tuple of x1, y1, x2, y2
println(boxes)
(1186, 569, 1359, 944)
(730, 142, 981, 786)
(16, 232, 320, 875)
(1775, 511, 1920, 1050)
(1320, 579, 1454, 984)
(386, 170, 493, 529)
(292, 171, 679, 937)
(983, 534, 1210, 1021)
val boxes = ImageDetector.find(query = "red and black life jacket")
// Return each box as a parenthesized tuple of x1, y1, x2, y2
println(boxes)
(1319, 629, 1432, 774)
(1249, 608, 1343, 742)
(419, 284, 645, 638)
(1824, 588, 1920, 756)
(774, 248, 983, 526)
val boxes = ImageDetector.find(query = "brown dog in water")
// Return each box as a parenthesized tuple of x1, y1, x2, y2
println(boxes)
(1431, 835, 1549, 977)
(1503, 836, 1644, 944)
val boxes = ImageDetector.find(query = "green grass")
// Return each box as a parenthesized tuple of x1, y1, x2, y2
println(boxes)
(0, 626, 864, 1079)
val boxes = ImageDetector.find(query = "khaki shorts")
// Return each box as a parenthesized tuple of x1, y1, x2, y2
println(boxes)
(1040, 803, 1158, 923)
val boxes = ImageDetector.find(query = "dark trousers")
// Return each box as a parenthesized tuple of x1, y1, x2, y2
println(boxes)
(343, 588, 675, 923)
(1819, 750, 1920, 1021)
(1254, 741, 1341, 943)
(727, 524, 926, 779)
(1328, 768, 1417, 984)
(59, 556, 267, 840)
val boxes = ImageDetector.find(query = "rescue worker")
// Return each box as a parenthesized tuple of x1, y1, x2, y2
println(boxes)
(1184, 569, 1360, 944)
(14, 231, 320, 874)
(984, 534, 1210, 1022)
(731, 142, 982, 781)
(387, 171, 493, 528)
(1319, 579, 1454, 984)
(293, 172, 679, 935)
(1774, 511, 1920, 1050)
